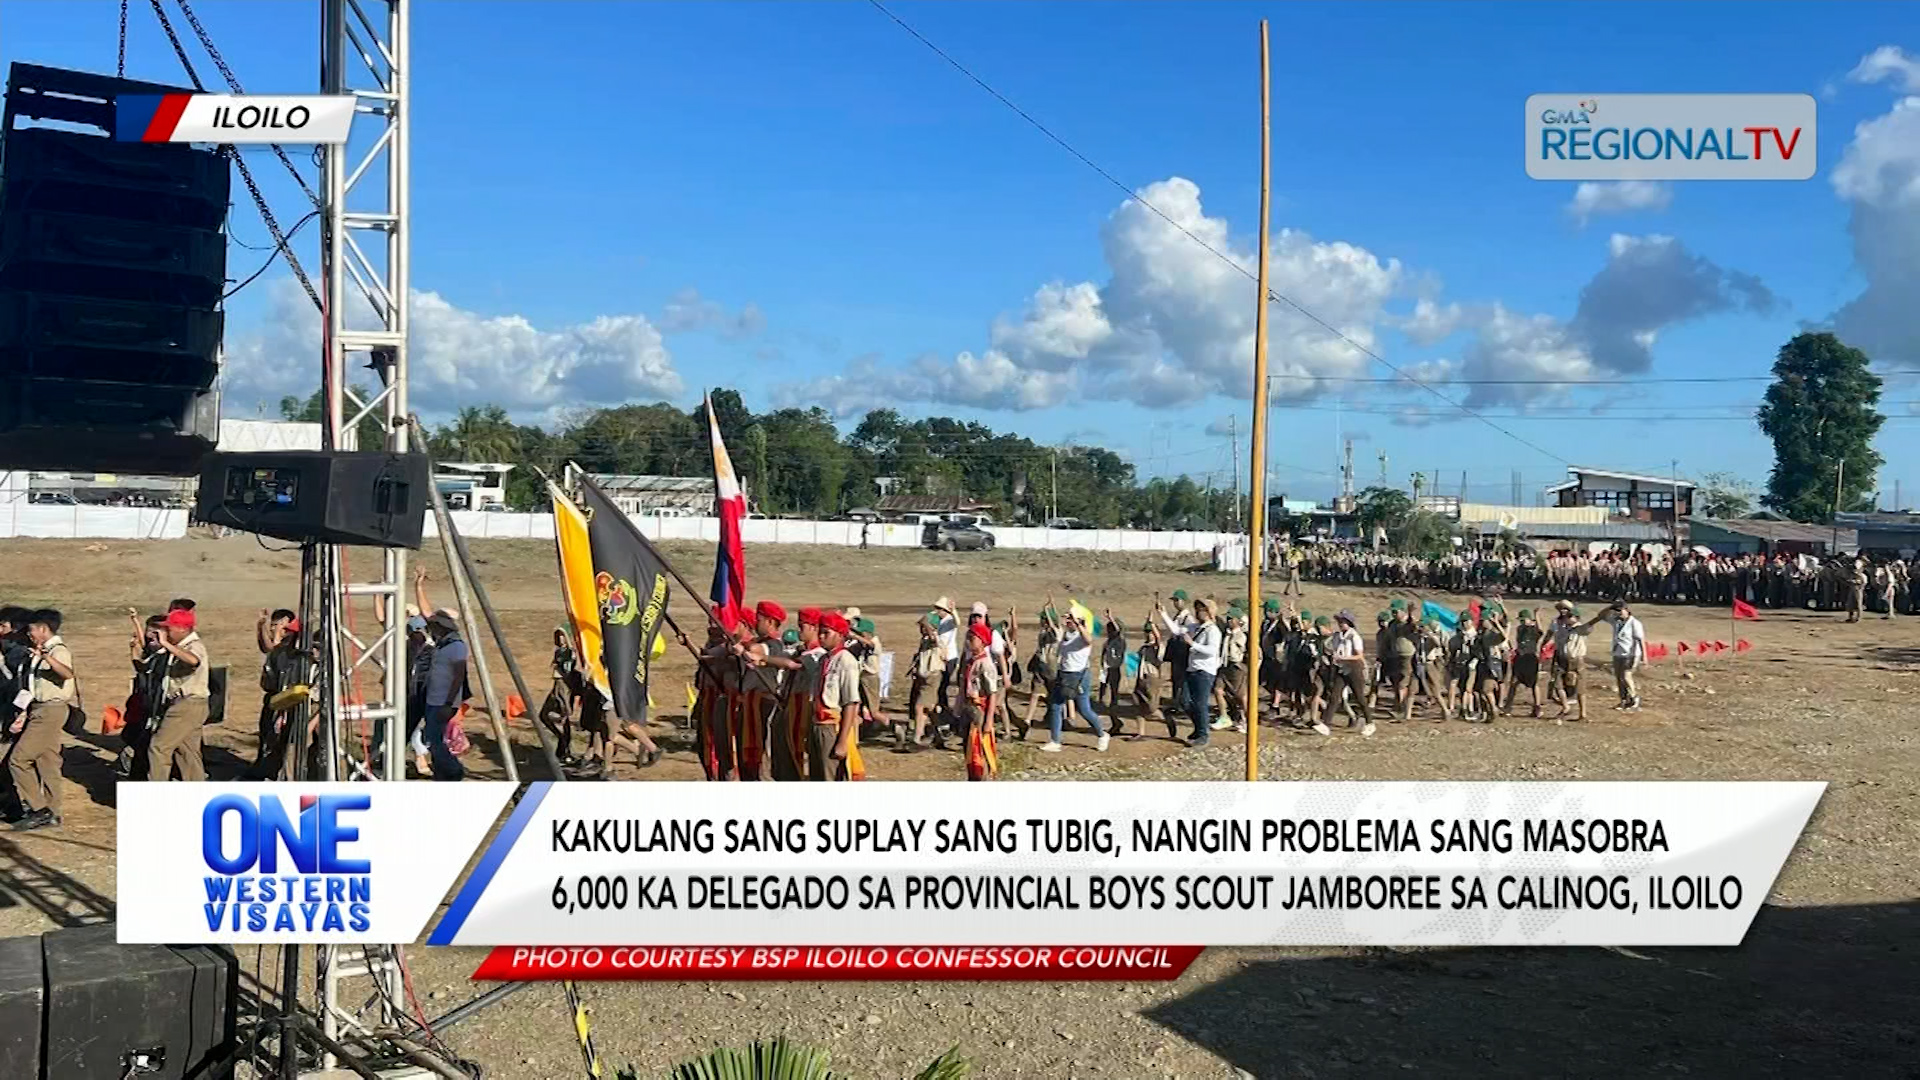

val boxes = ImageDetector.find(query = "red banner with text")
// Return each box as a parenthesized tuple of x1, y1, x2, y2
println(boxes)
(472, 945, 1206, 982)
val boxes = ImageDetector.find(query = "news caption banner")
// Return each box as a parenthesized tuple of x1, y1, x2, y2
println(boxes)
(1527, 93, 1816, 181)
(116, 783, 516, 945)
(429, 781, 1822, 981)
(115, 94, 354, 144)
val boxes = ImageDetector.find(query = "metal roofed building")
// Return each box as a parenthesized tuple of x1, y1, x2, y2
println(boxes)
(1471, 519, 1671, 545)
(590, 474, 718, 515)
(1833, 511, 1920, 555)
(1687, 516, 1856, 557)
(1546, 465, 1696, 536)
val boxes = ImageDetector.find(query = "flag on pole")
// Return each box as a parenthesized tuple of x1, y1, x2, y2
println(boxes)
(706, 393, 748, 631)
(551, 478, 610, 702)
(1732, 598, 1760, 620)
(1421, 601, 1457, 630)
(552, 477, 672, 726)
(579, 479, 672, 725)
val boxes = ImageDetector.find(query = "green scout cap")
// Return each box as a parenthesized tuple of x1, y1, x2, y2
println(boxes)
(1376, 610, 1389, 622)
(1313, 616, 1330, 628)
(1171, 589, 1189, 601)
(782, 629, 799, 645)
(1262, 597, 1280, 611)
(1518, 608, 1533, 619)
(1389, 598, 1406, 611)
(855, 617, 875, 634)
(1299, 609, 1311, 619)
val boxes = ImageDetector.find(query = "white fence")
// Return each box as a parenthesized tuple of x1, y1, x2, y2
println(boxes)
(0, 504, 1241, 555)
(422, 512, 1239, 553)
(0, 504, 190, 539)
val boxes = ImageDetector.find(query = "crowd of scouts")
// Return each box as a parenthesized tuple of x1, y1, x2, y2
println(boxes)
(624, 582, 1656, 784)
(1284, 546, 1915, 619)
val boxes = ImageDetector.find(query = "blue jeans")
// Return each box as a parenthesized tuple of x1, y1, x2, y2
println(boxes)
(423, 704, 466, 781)
(1184, 669, 1216, 743)
(1046, 669, 1106, 743)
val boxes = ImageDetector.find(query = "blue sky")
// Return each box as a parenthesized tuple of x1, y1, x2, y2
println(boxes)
(6, 1, 1918, 505)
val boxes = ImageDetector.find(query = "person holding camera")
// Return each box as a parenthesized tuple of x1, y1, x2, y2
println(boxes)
(8, 610, 74, 831)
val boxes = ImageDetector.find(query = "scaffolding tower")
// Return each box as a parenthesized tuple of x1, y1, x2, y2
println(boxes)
(310, 0, 413, 1070)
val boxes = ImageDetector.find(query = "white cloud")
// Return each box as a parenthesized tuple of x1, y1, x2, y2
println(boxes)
(1848, 45, 1920, 93)
(658, 287, 765, 337)
(779, 177, 1403, 415)
(222, 279, 684, 422)
(1437, 234, 1775, 407)
(1394, 298, 1465, 346)
(1830, 47, 1920, 369)
(1566, 180, 1673, 224)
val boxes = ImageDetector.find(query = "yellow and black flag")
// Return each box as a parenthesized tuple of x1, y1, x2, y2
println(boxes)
(551, 477, 670, 724)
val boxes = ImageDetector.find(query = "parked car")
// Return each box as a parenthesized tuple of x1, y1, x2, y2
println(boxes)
(842, 507, 883, 523)
(922, 520, 995, 552)
(1045, 517, 1092, 530)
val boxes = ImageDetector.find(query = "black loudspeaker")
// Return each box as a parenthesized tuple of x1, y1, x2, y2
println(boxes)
(195, 450, 432, 549)
(41, 923, 237, 1080)
(0, 63, 229, 477)
(0, 935, 42, 1079)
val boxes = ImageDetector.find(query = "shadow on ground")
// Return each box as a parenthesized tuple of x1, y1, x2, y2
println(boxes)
(1146, 901, 1920, 1078)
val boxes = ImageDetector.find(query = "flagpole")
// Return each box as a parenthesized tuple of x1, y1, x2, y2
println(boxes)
(567, 466, 784, 700)
(1245, 18, 1273, 784)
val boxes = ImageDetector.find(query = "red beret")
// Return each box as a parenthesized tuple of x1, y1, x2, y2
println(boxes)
(165, 609, 196, 630)
(798, 607, 823, 627)
(820, 612, 850, 637)
(755, 600, 786, 625)
(969, 621, 993, 645)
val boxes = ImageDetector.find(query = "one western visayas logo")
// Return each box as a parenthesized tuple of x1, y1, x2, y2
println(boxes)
(201, 794, 372, 934)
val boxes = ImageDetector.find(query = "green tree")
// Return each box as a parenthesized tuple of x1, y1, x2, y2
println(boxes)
(1355, 485, 1414, 537)
(278, 386, 388, 450)
(1756, 332, 1885, 522)
(436, 405, 521, 463)
(1696, 471, 1756, 519)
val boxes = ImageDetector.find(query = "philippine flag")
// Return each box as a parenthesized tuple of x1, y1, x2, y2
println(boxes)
(707, 394, 748, 630)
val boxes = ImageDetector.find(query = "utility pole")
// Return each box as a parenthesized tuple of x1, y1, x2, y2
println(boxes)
(1229, 415, 1239, 529)
(1831, 459, 1844, 550)
(1050, 448, 1058, 523)
(1245, 19, 1273, 783)
(1670, 459, 1680, 550)
(1459, 470, 1467, 502)
(1378, 449, 1388, 487)
(1411, 472, 1425, 501)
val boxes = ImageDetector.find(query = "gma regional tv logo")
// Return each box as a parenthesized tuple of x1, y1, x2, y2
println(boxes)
(201, 793, 372, 934)
(1526, 93, 1816, 181)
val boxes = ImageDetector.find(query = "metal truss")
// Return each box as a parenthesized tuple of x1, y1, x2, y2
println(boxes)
(313, 0, 414, 1070)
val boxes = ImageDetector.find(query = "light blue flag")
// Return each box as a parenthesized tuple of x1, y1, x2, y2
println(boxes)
(1422, 600, 1458, 631)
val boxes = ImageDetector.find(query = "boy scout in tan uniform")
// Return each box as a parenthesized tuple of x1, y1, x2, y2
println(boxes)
(1547, 600, 1589, 723)
(9, 610, 74, 830)
(812, 613, 864, 781)
(149, 608, 211, 781)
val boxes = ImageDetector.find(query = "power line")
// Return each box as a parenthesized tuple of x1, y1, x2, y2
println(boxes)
(866, 0, 1568, 465)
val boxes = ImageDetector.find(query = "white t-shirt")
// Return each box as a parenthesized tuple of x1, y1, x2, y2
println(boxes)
(1610, 616, 1646, 661)
(1186, 623, 1223, 675)
(1057, 631, 1092, 673)
(990, 629, 1007, 659)
(935, 613, 959, 663)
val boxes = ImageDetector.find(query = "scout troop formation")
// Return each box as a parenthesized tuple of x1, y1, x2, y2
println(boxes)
(649, 582, 1656, 783)
(1289, 546, 1915, 617)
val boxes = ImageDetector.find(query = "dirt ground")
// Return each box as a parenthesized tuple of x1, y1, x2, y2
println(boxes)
(2, 536, 1917, 1078)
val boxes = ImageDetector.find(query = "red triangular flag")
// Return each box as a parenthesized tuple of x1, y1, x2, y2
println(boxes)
(1712, 641, 1728, 652)
(1677, 641, 1690, 653)
(1649, 643, 1667, 659)
(1697, 641, 1712, 654)
(1735, 639, 1752, 653)
(1732, 599, 1760, 620)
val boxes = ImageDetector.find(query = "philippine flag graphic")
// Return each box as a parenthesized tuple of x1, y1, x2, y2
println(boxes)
(707, 394, 748, 631)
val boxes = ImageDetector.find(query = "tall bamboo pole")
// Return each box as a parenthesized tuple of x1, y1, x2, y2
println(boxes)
(1246, 19, 1273, 783)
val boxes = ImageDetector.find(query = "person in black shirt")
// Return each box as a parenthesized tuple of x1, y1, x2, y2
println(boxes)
(246, 609, 306, 779)
(118, 612, 172, 780)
